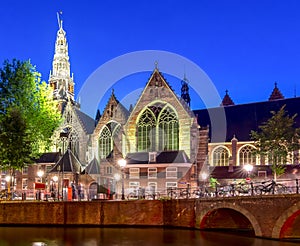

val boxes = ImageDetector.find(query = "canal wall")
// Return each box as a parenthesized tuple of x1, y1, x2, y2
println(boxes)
(0, 200, 170, 226)
(0, 196, 300, 240)
(0, 200, 195, 227)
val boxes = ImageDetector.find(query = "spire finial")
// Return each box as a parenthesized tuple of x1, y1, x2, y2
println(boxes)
(57, 11, 63, 29)
(183, 72, 188, 83)
(154, 61, 158, 70)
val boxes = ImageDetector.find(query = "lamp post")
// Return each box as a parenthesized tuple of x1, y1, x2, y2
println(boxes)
(114, 173, 121, 200)
(5, 175, 11, 200)
(37, 170, 44, 200)
(57, 165, 61, 201)
(118, 159, 126, 200)
(53, 175, 58, 200)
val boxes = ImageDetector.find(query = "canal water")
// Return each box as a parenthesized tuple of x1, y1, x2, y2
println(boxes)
(0, 227, 298, 246)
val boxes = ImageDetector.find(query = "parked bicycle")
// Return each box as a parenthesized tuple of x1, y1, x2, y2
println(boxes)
(127, 187, 146, 200)
(145, 191, 160, 200)
(216, 185, 233, 197)
(167, 188, 178, 199)
(254, 180, 287, 195)
(167, 187, 190, 199)
(232, 182, 252, 196)
(178, 188, 191, 199)
(192, 186, 213, 198)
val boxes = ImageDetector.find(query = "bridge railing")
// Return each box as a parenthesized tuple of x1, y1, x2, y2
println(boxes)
(165, 178, 300, 199)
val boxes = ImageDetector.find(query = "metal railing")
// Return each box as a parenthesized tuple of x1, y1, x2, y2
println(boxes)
(165, 178, 300, 199)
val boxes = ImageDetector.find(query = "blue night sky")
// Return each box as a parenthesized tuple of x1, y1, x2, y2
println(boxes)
(1, 0, 300, 117)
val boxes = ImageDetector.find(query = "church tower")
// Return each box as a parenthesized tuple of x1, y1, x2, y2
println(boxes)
(49, 13, 76, 113)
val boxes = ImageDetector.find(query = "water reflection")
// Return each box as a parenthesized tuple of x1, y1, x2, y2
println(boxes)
(0, 227, 298, 246)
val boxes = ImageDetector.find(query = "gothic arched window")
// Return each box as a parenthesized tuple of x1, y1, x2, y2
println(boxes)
(137, 109, 156, 151)
(158, 107, 179, 150)
(239, 145, 256, 166)
(98, 122, 121, 160)
(212, 146, 229, 166)
(69, 129, 79, 158)
(137, 105, 179, 152)
(99, 126, 112, 159)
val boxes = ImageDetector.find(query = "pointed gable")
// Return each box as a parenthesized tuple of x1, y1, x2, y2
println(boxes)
(124, 67, 198, 158)
(220, 90, 235, 106)
(93, 91, 129, 162)
(98, 90, 129, 124)
(128, 68, 193, 116)
(269, 82, 284, 101)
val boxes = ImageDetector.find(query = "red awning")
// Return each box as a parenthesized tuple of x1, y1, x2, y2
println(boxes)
(34, 182, 46, 189)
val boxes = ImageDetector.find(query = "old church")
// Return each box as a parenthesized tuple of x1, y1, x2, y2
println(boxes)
(13, 17, 300, 200)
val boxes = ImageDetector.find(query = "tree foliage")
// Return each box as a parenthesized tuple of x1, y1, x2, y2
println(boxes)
(0, 59, 61, 171)
(250, 105, 300, 179)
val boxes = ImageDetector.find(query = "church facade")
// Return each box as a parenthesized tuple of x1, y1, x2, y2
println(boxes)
(10, 18, 300, 199)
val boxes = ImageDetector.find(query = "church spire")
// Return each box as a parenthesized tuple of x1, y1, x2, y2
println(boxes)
(49, 12, 76, 113)
(268, 82, 284, 101)
(181, 73, 191, 107)
(220, 90, 235, 106)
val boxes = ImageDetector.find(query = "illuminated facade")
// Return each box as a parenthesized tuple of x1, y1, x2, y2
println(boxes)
(12, 17, 300, 199)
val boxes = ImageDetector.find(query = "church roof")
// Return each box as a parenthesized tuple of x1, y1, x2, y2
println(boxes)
(74, 108, 95, 134)
(49, 149, 83, 173)
(194, 96, 300, 142)
(85, 158, 101, 174)
(125, 150, 190, 164)
(35, 152, 60, 164)
(269, 82, 284, 101)
(220, 90, 235, 106)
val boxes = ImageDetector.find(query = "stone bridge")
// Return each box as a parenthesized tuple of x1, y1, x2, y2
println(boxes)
(0, 194, 299, 240)
(164, 194, 300, 240)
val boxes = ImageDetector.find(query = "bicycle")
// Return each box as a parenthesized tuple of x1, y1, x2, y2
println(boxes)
(145, 191, 160, 200)
(216, 185, 233, 197)
(192, 187, 211, 198)
(178, 188, 191, 199)
(167, 188, 178, 199)
(127, 188, 146, 200)
(232, 182, 252, 196)
(254, 180, 287, 195)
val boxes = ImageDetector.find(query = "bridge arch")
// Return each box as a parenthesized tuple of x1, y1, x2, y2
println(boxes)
(197, 203, 263, 237)
(272, 200, 300, 239)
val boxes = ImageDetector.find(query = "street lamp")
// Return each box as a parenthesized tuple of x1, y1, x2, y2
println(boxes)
(201, 172, 208, 181)
(118, 159, 126, 200)
(37, 170, 44, 183)
(244, 164, 253, 180)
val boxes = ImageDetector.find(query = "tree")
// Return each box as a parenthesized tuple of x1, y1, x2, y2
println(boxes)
(0, 59, 61, 173)
(250, 105, 300, 180)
